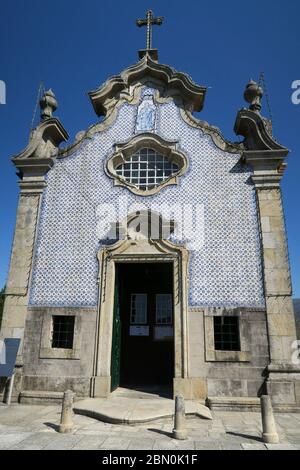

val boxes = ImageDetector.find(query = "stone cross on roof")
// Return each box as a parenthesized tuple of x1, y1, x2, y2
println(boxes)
(136, 9, 163, 61)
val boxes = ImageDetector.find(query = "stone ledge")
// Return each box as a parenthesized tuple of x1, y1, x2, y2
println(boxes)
(19, 390, 78, 405)
(271, 403, 300, 413)
(268, 364, 300, 373)
(207, 396, 261, 412)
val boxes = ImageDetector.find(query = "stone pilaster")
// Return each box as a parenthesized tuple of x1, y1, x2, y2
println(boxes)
(254, 184, 300, 409)
(234, 82, 300, 409)
(0, 183, 43, 400)
(0, 89, 68, 401)
(1, 182, 44, 342)
(256, 187, 297, 363)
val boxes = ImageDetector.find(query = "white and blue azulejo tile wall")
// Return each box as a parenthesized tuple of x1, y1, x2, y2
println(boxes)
(29, 88, 264, 308)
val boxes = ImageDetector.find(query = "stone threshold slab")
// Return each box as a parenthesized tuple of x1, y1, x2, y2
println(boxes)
(74, 396, 212, 425)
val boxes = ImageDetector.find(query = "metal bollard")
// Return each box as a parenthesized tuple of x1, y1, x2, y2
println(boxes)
(260, 395, 279, 444)
(172, 395, 187, 440)
(59, 390, 74, 433)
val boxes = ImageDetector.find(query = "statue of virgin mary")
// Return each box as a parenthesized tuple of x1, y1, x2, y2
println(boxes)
(135, 95, 156, 132)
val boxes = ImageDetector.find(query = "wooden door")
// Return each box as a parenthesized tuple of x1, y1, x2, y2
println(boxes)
(111, 269, 121, 391)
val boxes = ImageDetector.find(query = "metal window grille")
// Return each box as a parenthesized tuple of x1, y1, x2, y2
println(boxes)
(130, 294, 147, 324)
(51, 316, 75, 349)
(116, 148, 179, 190)
(213, 316, 240, 351)
(156, 294, 172, 324)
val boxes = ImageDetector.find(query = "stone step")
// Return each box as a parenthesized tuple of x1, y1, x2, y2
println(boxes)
(110, 386, 172, 400)
(74, 395, 212, 425)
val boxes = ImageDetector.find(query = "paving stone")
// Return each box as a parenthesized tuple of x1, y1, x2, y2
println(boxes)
(1, 405, 300, 450)
(100, 437, 130, 450)
(194, 440, 222, 450)
(221, 442, 243, 450)
(241, 443, 266, 450)
(0, 426, 35, 434)
(42, 435, 83, 450)
(11, 443, 47, 450)
(275, 415, 299, 427)
(153, 439, 180, 450)
(72, 435, 107, 449)
(0, 433, 32, 449)
(265, 443, 297, 450)
(77, 428, 117, 436)
(128, 439, 155, 450)
(8, 431, 60, 448)
(284, 433, 300, 445)
(171, 439, 195, 450)
(187, 430, 209, 439)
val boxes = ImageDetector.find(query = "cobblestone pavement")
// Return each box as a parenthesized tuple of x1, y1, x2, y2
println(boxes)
(0, 403, 299, 450)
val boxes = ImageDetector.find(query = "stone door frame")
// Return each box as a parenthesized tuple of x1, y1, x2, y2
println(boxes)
(91, 237, 189, 398)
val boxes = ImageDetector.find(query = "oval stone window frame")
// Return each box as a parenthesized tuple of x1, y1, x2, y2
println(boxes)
(106, 133, 188, 196)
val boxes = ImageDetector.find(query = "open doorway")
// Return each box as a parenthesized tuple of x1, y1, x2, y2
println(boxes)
(111, 263, 174, 396)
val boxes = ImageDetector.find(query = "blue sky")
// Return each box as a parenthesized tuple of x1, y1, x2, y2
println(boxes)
(0, 0, 299, 297)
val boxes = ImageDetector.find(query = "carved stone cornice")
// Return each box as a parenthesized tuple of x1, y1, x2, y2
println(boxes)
(88, 54, 207, 116)
(12, 117, 68, 179)
(59, 79, 241, 159)
(180, 109, 242, 154)
(18, 177, 48, 195)
(242, 149, 288, 188)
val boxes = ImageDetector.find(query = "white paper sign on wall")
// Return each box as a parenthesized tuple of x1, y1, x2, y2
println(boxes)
(129, 326, 149, 336)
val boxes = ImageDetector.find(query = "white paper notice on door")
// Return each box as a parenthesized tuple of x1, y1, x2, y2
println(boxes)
(154, 326, 173, 341)
(129, 326, 149, 336)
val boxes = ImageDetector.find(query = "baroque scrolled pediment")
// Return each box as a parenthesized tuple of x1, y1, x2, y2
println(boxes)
(12, 117, 68, 178)
(234, 108, 289, 185)
(234, 108, 288, 153)
(88, 54, 207, 116)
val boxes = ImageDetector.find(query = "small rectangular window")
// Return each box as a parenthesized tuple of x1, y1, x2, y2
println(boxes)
(130, 294, 147, 324)
(156, 294, 172, 324)
(214, 316, 240, 351)
(52, 316, 75, 349)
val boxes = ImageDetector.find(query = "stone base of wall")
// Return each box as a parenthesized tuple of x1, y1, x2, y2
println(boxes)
(22, 375, 91, 399)
(207, 396, 261, 412)
(266, 364, 300, 411)
(173, 378, 207, 400)
(20, 390, 65, 404)
(19, 390, 83, 405)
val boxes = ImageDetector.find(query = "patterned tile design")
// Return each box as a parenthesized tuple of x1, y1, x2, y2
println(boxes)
(29, 87, 264, 308)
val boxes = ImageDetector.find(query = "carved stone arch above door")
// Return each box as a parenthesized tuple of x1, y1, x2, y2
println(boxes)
(91, 212, 190, 399)
(108, 209, 176, 242)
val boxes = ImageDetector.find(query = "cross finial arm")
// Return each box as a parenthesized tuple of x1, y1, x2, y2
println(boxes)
(136, 9, 164, 58)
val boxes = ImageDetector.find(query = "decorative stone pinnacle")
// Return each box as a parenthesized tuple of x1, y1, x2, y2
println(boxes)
(244, 79, 263, 113)
(40, 89, 58, 120)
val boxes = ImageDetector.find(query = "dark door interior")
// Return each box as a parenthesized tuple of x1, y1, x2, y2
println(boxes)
(112, 263, 174, 391)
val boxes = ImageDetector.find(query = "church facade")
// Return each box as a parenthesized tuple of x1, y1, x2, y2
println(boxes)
(1, 16, 300, 410)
